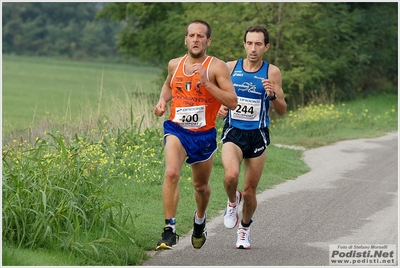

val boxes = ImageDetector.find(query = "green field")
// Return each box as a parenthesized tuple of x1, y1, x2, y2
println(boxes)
(2, 54, 162, 133)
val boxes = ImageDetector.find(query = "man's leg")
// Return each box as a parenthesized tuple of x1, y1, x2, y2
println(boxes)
(235, 150, 267, 250)
(156, 135, 186, 250)
(221, 142, 243, 228)
(242, 150, 267, 224)
(190, 156, 214, 249)
(162, 135, 186, 219)
(191, 156, 214, 217)
(221, 142, 243, 202)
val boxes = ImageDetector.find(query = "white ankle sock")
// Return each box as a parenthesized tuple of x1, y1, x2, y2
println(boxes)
(194, 213, 205, 224)
(229, 199, 238, 207)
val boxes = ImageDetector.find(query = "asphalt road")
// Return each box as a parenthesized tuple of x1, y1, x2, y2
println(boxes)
(141, 131, 398, 266)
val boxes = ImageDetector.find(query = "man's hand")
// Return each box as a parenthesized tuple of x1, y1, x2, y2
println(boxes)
(262, 78, 275, 98)
(217, 105, 229, 119)
(154, 100, 167, 117)
(193, 63, 208, 86)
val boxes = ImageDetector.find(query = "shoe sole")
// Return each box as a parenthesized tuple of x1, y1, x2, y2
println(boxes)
(156, 243, 174, 250)
(236, 245, 251, 250)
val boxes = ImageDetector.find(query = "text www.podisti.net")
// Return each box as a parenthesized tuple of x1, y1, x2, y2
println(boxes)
(329, 244, 397, 266)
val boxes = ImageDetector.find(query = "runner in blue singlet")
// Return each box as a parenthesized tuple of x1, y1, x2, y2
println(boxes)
(217, 25, 287, 250)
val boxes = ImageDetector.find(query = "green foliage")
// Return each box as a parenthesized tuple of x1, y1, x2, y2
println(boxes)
(2, 121, 167, 265)
(2, 2, 123, 60)
(270, 94, 398, 148)
(2, 134, 136, 264)
(99, 2, 397, 107)
(97, 2, 186, 68)
(3, 2, 397, 108)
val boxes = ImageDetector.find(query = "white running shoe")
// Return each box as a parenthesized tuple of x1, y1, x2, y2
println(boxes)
(236, 224, 251, 249)
(223, 190, 242, 228)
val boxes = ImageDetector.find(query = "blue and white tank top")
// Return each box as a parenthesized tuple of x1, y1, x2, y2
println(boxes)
(227, 59, 270, 130)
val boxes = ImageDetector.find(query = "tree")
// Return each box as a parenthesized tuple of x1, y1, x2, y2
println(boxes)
(97, 2, 185, 67)
(2, 2, 124, 60)
(4, 2, 396, 107)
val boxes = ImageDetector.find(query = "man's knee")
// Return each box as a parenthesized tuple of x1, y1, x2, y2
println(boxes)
(164, 167, 180, 183)
(193, 182, 209, 194)
(224, 170, 239, 185)
(242, 187, 257, 202)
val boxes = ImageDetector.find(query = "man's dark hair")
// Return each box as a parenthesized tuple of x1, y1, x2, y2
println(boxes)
(186, 20, 212, 39)
(244, 25, 269, 45)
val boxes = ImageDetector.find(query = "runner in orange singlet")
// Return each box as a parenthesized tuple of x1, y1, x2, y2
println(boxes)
(154, 20, 237, 250)
(169, 54, 221, 132)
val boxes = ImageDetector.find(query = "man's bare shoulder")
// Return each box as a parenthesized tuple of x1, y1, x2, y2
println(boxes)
(168, 57, 183, 67)
(209, 56, 230, 71)
(226, 60, 238, 67)
(268, 63, 282, 74)
(209, 56, 225, 65)
(167, 56, 184, 73)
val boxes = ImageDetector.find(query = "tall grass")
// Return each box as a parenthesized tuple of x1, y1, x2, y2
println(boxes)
(3, 132, 138, 265)
(2, 77, 163, 147)
(2, 54, 162, 141)
(2, 57, 167, 265)
(2, 74, 167, 264)
(2, 118, 165, 265)
(269, 94, 398, 148)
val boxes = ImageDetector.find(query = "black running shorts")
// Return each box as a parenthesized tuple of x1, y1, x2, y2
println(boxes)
(221, 123, 270, 159)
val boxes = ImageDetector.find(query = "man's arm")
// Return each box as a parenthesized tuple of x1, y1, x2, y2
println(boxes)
(266, 64, 286, 116)
(217, 60, 237, 118)
(198, 58, 237, 110)
(154, 58, 179, 117)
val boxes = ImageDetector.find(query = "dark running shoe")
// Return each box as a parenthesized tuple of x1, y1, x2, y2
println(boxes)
(191, 212, 207, 249)
(156, 226, 179, 250)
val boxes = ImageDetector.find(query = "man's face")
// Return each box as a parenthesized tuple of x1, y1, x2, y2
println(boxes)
(244, 31, 269, 62)
(185, 23, 211, 58)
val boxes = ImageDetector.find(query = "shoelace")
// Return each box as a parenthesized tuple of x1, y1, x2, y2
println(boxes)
(238, 228, 248, 241)
(227, 204, 237, 217)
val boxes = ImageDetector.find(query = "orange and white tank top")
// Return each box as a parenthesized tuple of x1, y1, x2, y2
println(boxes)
(169, 54, 221, 132)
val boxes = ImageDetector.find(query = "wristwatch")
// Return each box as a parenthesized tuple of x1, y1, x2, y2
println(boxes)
(270, 92, 277, 101)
